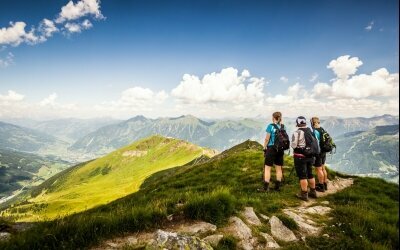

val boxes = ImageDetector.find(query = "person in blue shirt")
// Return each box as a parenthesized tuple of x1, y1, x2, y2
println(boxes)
(311, 117, 328, 192)
(258, 111, 285, 192)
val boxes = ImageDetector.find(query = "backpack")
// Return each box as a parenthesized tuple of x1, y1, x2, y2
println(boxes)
(272, 124, 290, 151)
(298, 127, 320, 157)
(316, 127, 336, 153)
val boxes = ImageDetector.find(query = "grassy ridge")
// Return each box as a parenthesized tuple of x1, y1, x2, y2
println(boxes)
(0, 139, 398, 249)
(3, 135, 210, 221)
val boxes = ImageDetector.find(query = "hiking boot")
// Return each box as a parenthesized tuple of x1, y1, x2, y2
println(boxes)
(308, 188, 318, 198)
(257, 182, 269, 192)
(296, 191, 309, 201)
(316, 183, 325, 192)
(324, 182, 328, 191)
(274, 181, 281, 191)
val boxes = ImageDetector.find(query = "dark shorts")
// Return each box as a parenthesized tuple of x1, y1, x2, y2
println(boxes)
(264, 147, 284, 166)
(294, 157, 314, 180)
(314, 152, 327, 167)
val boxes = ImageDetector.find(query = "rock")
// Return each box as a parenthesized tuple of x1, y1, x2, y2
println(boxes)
(321, 201, 330, 205)
(283, 210, 321, 236)
(106, 242, 119, 248)
(127, 236, 138, 245)
(323, 234, 330, 238)
(202, 234, 223, 247)
(259, 214, 270, 222)
(302, 206, 332, 215)
(0, 232, 11, 241)
(259, 232, 280, 248)
(177, 221, 217, 235)
(167, 214, 174, 221)
(147, 230, 213, 250)
(269, 216, 297, 242)
(225, 216, 255, 250)
(242, 207, 262, 226)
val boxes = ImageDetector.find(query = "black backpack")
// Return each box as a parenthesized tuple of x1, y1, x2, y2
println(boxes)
(272, 124, 290, 151)
(299, 127, 320, 157)
(316, 127, 336, 153)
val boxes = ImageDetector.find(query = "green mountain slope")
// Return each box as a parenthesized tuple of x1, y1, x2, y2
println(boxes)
(0, 139, 398, 249)
(330, 125, 399, 182)
(3, 135, 215, 221)
(69, 115, 266, 155)
(0, 121, 69, 156)
(0, 149, 69, 200)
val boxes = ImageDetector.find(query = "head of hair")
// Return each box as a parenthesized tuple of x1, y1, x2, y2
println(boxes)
(311, 117, 320, 127)
(272, 111, 282, 123)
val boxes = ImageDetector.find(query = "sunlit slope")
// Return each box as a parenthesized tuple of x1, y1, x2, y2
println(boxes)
(8, 135, 214, 221)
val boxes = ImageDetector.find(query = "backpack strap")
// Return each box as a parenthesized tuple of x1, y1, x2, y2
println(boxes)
(272, 123, 281, 131)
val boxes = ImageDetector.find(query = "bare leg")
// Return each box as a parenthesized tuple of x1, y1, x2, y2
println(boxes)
(322, 165, 328, 182)
(300, 179, 308, 192)
(308, 178, 316, 189)
(275, 165, 282, 182)
(264, 165, 272, 183)
(316, 167, 324, 184)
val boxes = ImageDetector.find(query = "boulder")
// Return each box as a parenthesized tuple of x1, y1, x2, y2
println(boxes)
(259, 232, 280, 248)
(146, 230, 213, 250)
(202, 234, 223, 247)
(225, 216, 255, 250)
(242, 207, 262, 226)
(259, 214, 270, 222)
(283, 210, 321, 236)
(302, 206, 332, 215)
(269, 216, 297, 242)
(177, 221, 217, 235)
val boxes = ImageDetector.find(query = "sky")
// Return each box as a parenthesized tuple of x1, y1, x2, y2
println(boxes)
(0, 0, 399, 120)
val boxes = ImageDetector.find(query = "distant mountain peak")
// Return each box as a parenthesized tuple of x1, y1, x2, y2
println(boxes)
(127, 115, 149, 122)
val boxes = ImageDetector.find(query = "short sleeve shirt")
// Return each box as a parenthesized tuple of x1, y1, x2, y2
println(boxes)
(313, 128, 321, 143)
(266, 123, 282, 147)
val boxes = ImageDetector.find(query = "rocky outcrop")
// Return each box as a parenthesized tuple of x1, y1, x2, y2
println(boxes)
(260, 232, 280, 248)
(242, 207, 262, 226)
(269, 216, 298, 242)
(224, 216, 256, 250)
(175, 221, 217, 235)
(202, 234, 223, 247)
(146, 230, 213, 250)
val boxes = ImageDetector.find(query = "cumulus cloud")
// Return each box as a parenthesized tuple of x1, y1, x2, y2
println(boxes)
(39, 19, 58, 38)
(327, 55, 363, 80)
(0, 90, 25, 102)
(313, 56, 399, 99)
(280, 76, 289, 83)
(0, 52, 14, 68)
(365, 21, 374, 31)
(40, 93, 58, 106)
(0, 0, 104, 64)
(171, 67, 266, 105)
(56, 0, 104, 23)
(0, 22, 39, 46)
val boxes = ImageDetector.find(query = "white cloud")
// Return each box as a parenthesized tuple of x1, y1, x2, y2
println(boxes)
(40, 93, 58, 106)
(56, 0, 104, 23)
(280, 76, 288, 83)
(39, 19, 58, 38)
(365, 21, 374, 31)
(0, 90, 25, 102)
(327, 55, 363, 80)
(65, 22, 82, 33)
(172, 67, 266, 105)
(64, 19, 93, 33)
(309, 73, 318, 82)
(0, 22, 39, 46)
(0, 52, 14, 68)
(313, 56, 399, 99)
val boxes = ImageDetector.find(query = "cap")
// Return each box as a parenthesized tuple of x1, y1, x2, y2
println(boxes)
(296, 116, 307, 126)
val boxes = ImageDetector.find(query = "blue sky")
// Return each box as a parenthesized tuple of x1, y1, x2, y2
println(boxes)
(0, 0, 398, 119)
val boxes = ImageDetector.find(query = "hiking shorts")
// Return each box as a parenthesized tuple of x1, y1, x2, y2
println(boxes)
(264, 147, 284, 166)
(314, 152, 327, 167)
(294, 157, 314, 180)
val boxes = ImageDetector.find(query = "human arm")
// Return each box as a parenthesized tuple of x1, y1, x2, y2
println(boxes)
(291, 131, 298, 149)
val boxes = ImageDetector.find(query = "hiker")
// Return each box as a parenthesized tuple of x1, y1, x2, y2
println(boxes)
(311, 117, 336, 191)
(259, 111, 290, 192)
(291, 116, 319, 201)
